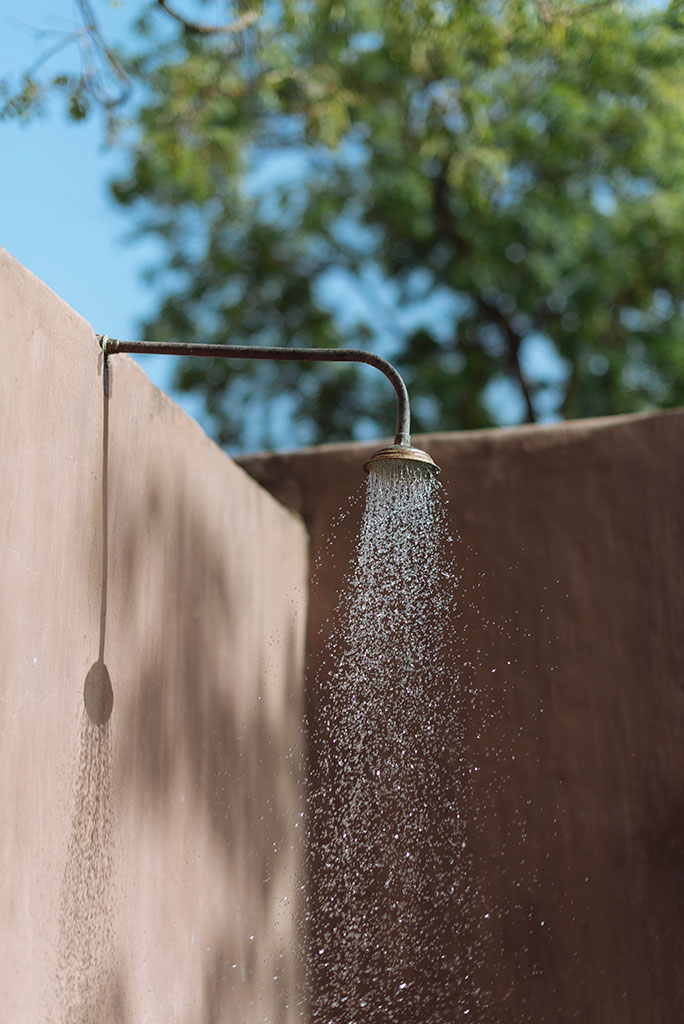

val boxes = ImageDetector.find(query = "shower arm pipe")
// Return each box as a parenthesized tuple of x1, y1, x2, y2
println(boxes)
(99, 336, 411, 446)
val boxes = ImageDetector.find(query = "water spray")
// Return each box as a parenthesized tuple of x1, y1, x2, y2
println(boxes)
(98, 336, 440, 474)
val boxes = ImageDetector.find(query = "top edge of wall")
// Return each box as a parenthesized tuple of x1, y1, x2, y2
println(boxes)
(1, 246, 306, 531)
(238, 406, 684, 467)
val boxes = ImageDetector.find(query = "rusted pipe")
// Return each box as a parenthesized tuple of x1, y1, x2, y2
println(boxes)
(98, 336, 412, 446)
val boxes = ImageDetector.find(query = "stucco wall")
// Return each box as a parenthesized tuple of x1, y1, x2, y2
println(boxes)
(240, 410, 684, 1024)
(0, 249, 309, 1023)
(5, 242, 684, 1022)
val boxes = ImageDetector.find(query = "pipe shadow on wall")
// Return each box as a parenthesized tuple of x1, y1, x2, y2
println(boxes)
(83, 357, 114, 726)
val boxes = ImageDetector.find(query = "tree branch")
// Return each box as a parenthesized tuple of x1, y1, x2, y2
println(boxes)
(76, 0, 131, 108)
(560, 360, 577, 417)
(156, 0, 259, 36)
(477, 294, 537, 423)
(431, 170, 537, 422)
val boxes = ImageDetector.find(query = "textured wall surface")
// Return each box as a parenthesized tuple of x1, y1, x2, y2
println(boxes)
(0, 249, 309, 1023)
(5, 243, 684, 1023)
(240, 409, 684, 1024)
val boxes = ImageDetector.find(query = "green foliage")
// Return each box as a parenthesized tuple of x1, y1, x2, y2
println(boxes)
(8, 0, 684, 448)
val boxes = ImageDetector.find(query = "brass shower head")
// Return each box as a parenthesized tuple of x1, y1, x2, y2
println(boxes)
(363, 444, 440, 475)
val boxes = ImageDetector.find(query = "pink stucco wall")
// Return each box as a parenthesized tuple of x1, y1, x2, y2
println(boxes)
(5, 243, 684, 1022)
(0, 249, 309, 1023)
(240, 410, 684, 1023)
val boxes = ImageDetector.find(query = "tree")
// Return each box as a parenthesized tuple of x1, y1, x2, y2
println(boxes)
(6, 0, 684, 450)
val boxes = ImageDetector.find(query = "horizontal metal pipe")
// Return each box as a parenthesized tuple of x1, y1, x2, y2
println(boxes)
(98, 336, 411, 446)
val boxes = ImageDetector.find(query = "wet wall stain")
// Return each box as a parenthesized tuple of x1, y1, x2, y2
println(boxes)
(49, 713, 115, 1024)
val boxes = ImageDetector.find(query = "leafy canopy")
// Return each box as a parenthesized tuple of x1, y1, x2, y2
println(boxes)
(6, 0, 684, 449)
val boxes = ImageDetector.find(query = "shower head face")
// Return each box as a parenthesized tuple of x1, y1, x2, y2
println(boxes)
(363, 444, 440, 475)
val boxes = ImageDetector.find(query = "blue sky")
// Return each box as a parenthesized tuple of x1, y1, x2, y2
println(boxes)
(0, 0, 189, 410)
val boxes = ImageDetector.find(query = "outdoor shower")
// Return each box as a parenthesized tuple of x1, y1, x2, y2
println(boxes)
(95, 331, 454, 1021)
(98, 335, 440, 474)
